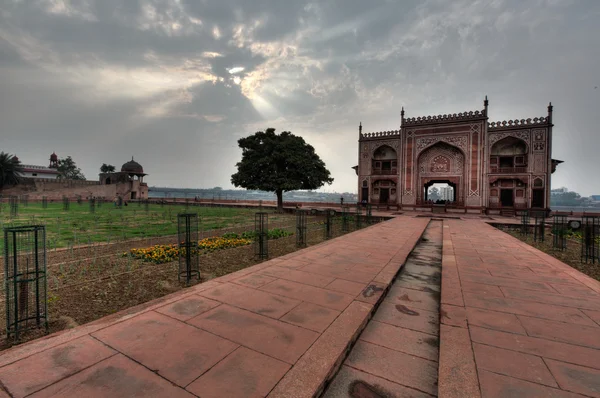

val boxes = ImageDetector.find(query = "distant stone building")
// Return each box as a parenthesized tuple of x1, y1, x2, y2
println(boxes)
(2, 155, 148, 201)
(439, 186, 454, 201)
(356, 98, 563, 214)
(15, 152, 61, 180)
(99, 157, 148, 200)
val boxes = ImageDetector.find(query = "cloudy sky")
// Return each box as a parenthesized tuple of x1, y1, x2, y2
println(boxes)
(1, 0, 599, 195)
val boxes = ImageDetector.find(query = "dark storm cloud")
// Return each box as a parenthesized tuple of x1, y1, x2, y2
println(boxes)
(0, 0, 598, 194)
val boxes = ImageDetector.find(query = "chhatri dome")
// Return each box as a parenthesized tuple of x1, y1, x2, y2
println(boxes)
(121, 156, 145, 175)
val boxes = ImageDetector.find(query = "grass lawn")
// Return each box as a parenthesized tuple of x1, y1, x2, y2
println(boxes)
(0, 201, 290, 251)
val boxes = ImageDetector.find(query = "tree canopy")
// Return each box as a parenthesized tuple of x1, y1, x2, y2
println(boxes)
(0, 152, 23, 189)
(58, 156, 86, 180)
(100, 163, 116, 173)
(231, 128, 333, 210)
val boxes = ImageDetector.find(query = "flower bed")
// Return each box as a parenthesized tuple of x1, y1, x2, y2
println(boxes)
(124, 228, 293, 264)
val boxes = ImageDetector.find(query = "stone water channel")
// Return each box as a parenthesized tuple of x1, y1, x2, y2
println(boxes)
(324, 219, 443, 397)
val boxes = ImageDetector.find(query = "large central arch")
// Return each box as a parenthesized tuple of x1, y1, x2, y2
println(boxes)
(416, 142, 465, 205)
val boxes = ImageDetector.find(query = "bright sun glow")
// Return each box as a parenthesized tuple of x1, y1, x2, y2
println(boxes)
(228, 66, 245, 74)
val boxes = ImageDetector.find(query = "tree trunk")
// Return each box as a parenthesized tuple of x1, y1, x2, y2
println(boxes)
(276, 189, 284, 212)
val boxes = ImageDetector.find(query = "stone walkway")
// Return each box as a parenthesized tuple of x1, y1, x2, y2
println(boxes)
(0, 217, 429, 398)
(1, 216, 600, 397)
(324, 220, 442, 397)
(440, 219, 600, 398)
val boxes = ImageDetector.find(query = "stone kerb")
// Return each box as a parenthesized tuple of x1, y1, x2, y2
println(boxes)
(438, 223, 480, 398)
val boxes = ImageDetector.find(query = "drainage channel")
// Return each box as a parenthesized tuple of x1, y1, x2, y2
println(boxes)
(323, 219, 443, 398)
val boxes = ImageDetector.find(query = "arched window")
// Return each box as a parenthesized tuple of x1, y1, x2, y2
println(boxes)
(372, 145, 398, 175)
(491, 137, 528, 171)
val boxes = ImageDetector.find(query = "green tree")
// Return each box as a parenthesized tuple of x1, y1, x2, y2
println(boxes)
(100, 163, 116, 173)
(231, 128, 333, 211)
(0, 152, 23, 189)
(58, 156, 86, 180)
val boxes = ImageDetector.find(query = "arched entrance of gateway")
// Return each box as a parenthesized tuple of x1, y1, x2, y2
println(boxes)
(417, 142, 465, 206)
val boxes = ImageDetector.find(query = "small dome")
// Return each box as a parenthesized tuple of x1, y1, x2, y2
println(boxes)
(12, 156, 19, 163)
(121, 157, 144, 174)
(50, 152, 58, 161)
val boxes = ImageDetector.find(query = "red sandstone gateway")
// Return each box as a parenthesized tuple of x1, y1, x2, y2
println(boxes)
(355, 97, 563, 216)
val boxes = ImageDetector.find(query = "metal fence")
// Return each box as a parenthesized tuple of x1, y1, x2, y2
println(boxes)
(178, 213, 200, 284)
(552, 214, 567, 251)
(581, 216, 599, 264)
(3, 225, 48, 340)
(255, 212, 268, 259)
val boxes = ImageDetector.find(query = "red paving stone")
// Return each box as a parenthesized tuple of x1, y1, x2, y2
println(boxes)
(0, 336, 115, 397)
(28, 354, 195, 398)
(345, 341, 438, 396)
(155, 294, 221, 321)
(473, 343, 558, 387)
(583, 309, 600, 326)
(188, 304, 318, 365)
(372, 301, 439, 335)
(545, 359, 600, 398)
(92, 311, 239, 387)
(465, 307, 527, 335)
(258, 266, 336, 287)
(197, 282, 301, 318)
(259, 279, 355, 311)
(230, 273, 278, 288)
(279, 302, 340, 333)
(479, 370, 582, 398)
(323, 365, 432, 398)
(187, 347, 290, 398)
(325, 278, 366, 296)
(359, 320, 439, 361)
(463, 292, 597, 326)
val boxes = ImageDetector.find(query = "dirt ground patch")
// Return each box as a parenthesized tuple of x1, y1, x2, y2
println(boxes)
(496, 225, 600, 282)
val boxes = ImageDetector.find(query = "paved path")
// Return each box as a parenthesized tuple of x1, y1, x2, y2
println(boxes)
(440, 219, 600, 398)
(324, 220, 442, 397)
(1, 216, 600, 397)
(0, 217, 429, 398)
